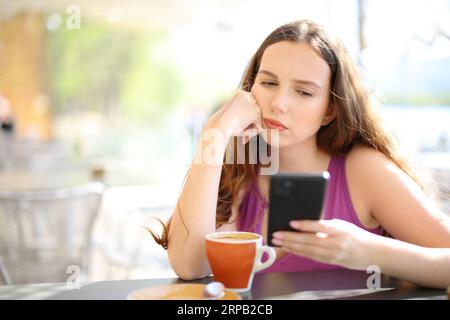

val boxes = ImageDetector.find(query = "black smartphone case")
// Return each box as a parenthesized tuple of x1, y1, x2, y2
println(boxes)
(267, 172, 330, 246)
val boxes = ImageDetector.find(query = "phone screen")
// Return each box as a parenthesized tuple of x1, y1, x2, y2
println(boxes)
(267, 172, 330, 246)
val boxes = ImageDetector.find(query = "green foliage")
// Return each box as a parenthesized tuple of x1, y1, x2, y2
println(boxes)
(120, 35, 186, 123)
(47, 17, 185, 123)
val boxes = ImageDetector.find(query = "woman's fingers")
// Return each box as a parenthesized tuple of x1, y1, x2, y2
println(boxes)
(289, 219, 345, 235)
(254, 115, 263, 134)
(242, 124, 260, 144)
(274, 235, 334, 263)
(250, 89, 263, 132)
(272, 231, 335, 249)
(282, 243, 336, 264)
(272, 231, 343, 265)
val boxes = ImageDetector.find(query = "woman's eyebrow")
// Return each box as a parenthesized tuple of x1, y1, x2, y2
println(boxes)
(257, 69, 322, 90)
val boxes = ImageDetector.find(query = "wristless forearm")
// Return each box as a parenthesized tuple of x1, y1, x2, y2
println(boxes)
(167, 122, 232, 278)
(372, 237, 450, 288)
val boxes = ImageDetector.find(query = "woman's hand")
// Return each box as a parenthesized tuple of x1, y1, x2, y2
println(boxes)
(207, 90, 263, 144)
(271, 219, 379, 270)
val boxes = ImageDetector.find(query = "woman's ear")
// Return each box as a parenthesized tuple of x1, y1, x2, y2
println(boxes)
(322, 103, 336, 126)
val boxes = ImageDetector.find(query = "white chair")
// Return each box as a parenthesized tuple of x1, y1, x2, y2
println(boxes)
(0, 255, 12, 285)
(0, 182, 105, 284)
(429, 167, 450, 215)
(0, 138, 77, 172)
(97, 205, 176, 280)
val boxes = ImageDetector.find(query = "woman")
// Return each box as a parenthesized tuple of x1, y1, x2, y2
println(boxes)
(150, 20, 450, 287)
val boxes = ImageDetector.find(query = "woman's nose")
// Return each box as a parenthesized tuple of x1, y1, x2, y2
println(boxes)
(270, 91, 289, 113)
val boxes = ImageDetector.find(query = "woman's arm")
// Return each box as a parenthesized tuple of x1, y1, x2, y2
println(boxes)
(272, 219, 450, 288)
(372, 235, 450, 288)
(347, 146, 450, 247)
(167, 119, 230, 280)
(167, 90, 262, 280)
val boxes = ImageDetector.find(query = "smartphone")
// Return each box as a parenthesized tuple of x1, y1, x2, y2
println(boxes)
(267, 171, 330, 246)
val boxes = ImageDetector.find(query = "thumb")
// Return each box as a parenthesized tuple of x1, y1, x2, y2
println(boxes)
(290, 220, 335, 234)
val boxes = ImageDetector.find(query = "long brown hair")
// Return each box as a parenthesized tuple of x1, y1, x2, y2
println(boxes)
(150, 19, 427, 249)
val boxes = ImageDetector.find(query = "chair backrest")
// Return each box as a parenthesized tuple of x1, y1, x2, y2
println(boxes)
(0, 139, 76, 172)
(0, 182, 105, 284)
(98, 204, 175, 279)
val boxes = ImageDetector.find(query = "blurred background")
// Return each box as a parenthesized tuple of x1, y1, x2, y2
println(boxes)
(0, 0, 449, 286)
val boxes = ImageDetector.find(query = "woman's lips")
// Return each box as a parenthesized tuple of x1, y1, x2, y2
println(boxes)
(263, 118, 288, 131)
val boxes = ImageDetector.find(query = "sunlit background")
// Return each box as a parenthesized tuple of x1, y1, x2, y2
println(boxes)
(0, 0, 449, 286)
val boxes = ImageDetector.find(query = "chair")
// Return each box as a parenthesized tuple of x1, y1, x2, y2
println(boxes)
(97, 205, 176, 280)
(0, 255, 12, 285)
(0, 138, 74, 171)
(428, 167, 450, 215)
(0, 182, 105, 284)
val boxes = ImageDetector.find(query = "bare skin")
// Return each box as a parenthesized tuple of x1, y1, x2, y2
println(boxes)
(272, 219, 450, 288)
(167, 41, 450, 287)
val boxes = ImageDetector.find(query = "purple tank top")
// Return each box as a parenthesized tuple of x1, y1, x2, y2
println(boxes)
(237, 155, 384, 273)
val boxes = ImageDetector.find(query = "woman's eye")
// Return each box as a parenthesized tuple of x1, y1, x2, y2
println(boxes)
(260, 81, 277, 86)
(297, 90, 313, 97)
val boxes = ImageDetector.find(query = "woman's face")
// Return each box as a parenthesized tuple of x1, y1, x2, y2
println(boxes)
(252, 41, 332, 148)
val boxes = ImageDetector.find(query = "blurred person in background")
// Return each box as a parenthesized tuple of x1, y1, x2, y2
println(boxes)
(0, 93, 15, 136)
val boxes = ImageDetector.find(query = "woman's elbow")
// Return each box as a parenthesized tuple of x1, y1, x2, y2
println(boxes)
(168, 250, 211, 280)
(173, 268, 210, 281)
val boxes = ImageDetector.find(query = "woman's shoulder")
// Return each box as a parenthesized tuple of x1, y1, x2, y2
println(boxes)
(345, 145, 401, 201)
(344, 144, 407, 229)
(345, 144, 413, 210)
(346, 144, 394, 176)
(347, 144, 386, 160)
